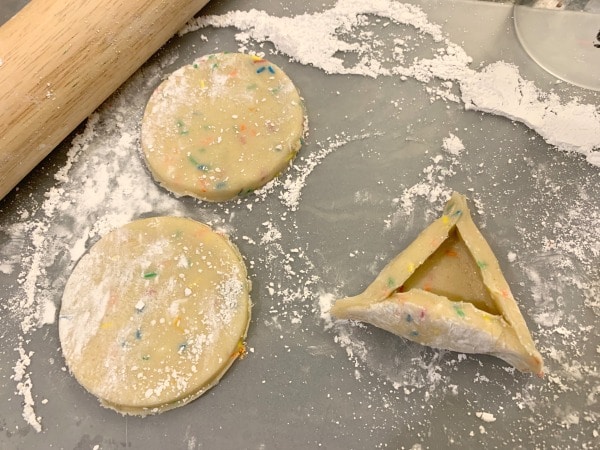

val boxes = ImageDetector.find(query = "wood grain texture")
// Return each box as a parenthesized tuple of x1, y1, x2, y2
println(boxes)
(0, 0, 210, 200)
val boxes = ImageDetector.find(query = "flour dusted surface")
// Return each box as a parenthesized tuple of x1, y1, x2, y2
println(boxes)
(0, 0, 598, 447)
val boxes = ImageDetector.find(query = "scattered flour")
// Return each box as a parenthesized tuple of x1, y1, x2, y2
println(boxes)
(318, 292, 335, 330)
(181, 0, 445, 77)
(279, 132, 377, 211)
(442, 132, 465, 156)
(458, 62, 600, 165)
(11, 344, 41, 432)
(476, 411, 497, 423)
(185, 0, 600, 164)
(0, 1, 598, 446)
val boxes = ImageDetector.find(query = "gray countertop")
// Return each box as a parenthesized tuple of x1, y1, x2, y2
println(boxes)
(1, 1, 599, 448)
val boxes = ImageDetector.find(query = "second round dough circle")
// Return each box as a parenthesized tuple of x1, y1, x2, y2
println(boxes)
(141, 53, 305, 202)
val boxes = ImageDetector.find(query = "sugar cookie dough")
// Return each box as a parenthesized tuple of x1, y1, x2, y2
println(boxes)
(141, 52, 305, 201)
(331, 192, 544, 375)
(59, 217, 251, 415)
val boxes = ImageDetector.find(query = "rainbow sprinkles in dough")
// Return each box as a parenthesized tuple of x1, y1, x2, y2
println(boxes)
(141, 52, 306, 201)
(331, 192, 544, 375)
(59, 217, 252, 415)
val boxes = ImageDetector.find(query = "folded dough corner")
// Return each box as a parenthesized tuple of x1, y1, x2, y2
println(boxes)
(330, 192, 544, 376)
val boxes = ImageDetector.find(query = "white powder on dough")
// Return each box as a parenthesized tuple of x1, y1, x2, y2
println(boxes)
(2, 54, 192, 432)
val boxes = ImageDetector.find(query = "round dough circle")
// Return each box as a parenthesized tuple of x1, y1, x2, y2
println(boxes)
(59, 217, 251, 415)
(141, 53, 305, 201)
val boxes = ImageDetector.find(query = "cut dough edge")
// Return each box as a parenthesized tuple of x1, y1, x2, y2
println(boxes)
(59, 216, 253, 416)
(330, 192, 544, 375)
(140, 52, 307, 202)
(100, 338, 249, 416)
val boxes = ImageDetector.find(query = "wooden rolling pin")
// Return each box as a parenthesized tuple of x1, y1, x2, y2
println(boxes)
(0, 0, 210, 201)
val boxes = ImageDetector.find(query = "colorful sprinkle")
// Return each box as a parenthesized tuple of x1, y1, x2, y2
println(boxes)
(178, 343, 188, 353)
(215, 181, 228, 190)
(453, 304, 466, 318)
(237, 187, 255, 197)
(256, 66, 266, 74)
(446, 249, 458, 257)
(406, 314, 413, 323)
(143, 272, 157, 279)
(410, 331, 419, 337)
(188, 155, 209, 171)
(387, 277, 396, 288)
(477, 260, 488, 269)
(407, 262, 415, 273)
(231, 340, 247, 359)
(176, 120, 188, 135)
(135, 329, 142, 340)
(268, 66, 275, 74)
(172, 316, 182, 329)
(444, 201, 455, 214)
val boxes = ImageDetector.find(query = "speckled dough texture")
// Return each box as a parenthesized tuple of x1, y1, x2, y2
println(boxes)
(141, 52, 305, 201)
(331, 192, 544, 375)
(59, 217, 251, 415)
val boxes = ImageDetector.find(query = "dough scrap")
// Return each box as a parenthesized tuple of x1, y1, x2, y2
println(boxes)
(141, 52, 305, 201)
(330, 192, 544, 375)
(59, 217, 252, 415)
